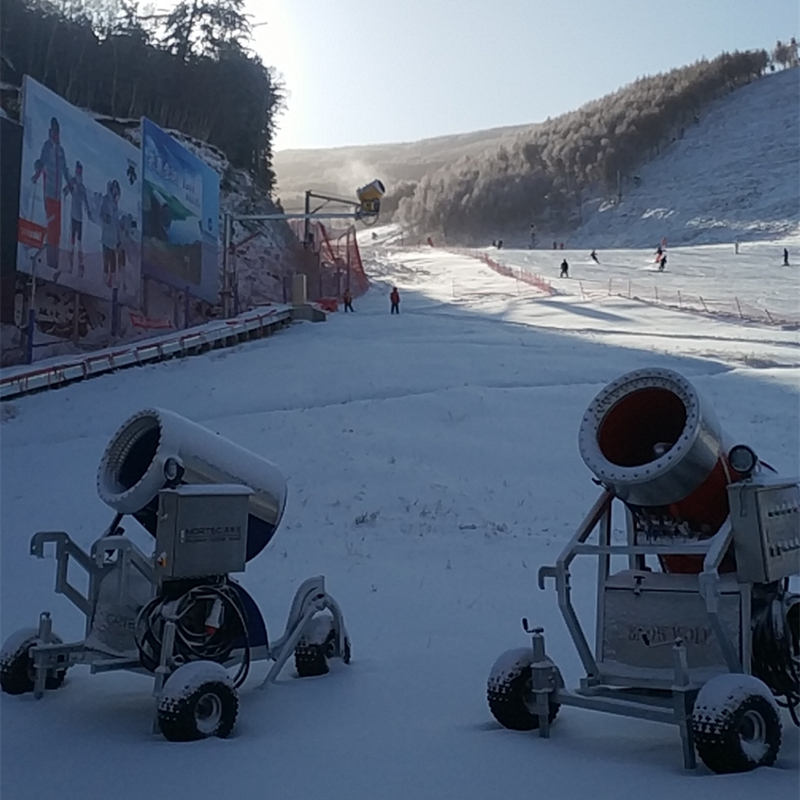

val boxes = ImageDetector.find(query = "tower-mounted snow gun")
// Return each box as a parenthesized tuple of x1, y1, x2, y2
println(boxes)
(0, 408, 350, 741)
(487, 367, 799, 773)
(355, 179, 385, 222)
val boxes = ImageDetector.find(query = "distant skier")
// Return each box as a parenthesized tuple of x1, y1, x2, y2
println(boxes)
(343, 288, 354, 312)
(496, 239, 503, 249)
(559, 259, 569, 278)
(783, 248, 790, 266)
(390, 286, 400, 314)
(552, 241, 557, 250)
(658, 253, 667, 272)
(559, 242, 565, 250)
(590, 249, 600, 264)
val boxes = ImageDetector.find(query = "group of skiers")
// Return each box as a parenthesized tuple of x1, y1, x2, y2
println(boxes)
(340, 286, 401, 314)
(556, 243, 670, 279)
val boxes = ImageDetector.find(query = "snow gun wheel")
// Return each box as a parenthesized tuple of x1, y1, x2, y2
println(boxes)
(691, 674, 782, 773)
(157, 661, 238, 742)
(294, 615, 349, 678)
(487, 648, 560, 731)
(0, 628, 67, 696)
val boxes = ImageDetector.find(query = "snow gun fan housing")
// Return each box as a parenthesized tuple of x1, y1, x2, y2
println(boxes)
(97, 408, 287, 561)
(578, 368, 739, 569)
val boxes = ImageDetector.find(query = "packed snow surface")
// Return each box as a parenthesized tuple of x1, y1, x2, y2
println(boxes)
(1, 238, 799, 799)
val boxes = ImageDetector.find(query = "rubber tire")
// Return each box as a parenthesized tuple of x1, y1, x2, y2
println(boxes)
(693, 692, 781, 773)
(487, 651, 560, 732)
(0, 633, 66, 696)
(158, 680, 238, 742)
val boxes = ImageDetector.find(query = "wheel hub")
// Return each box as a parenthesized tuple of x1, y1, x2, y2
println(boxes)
(194, 692, 223, 735)
(738, 709, 768, 762)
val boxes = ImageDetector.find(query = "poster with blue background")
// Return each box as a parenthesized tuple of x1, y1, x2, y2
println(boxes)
(141, 118, 219, 303)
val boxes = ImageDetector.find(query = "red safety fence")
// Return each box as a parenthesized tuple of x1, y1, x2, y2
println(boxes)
(447, 248, 556, 295)
(289, 221, 369, 308)
(586, 278, 800, 328)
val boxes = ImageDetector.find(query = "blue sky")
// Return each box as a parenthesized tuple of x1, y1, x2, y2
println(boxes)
(251, 0, 798, 151)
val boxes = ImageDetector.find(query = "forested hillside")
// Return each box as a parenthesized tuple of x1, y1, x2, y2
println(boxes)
(1, 0, 282, 189)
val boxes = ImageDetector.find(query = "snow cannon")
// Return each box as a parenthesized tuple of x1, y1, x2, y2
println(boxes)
(487, 367, 800, 774)
(577, 368, 739, 572)
(2, 408, 350, 742)
(97, 408, 287, 562)
(355, 179, 385, 220)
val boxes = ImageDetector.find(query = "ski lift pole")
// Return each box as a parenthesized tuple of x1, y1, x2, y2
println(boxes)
(222, 213, 232, 318)
(25, 309, 35, 365)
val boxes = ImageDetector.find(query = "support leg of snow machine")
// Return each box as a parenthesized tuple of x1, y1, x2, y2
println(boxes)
(524, 621, 557, 737)
(151, 618, 179, 734)
(671, 637, 697, 770)
(259, 576, 349, 689)
(32, 612, 56, 698)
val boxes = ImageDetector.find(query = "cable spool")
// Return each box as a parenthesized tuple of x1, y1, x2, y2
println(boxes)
(97, 408, 287, 561)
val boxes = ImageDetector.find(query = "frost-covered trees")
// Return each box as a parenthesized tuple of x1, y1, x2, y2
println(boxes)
(0, 0, 282, 190)
(393, 49, 770, 241)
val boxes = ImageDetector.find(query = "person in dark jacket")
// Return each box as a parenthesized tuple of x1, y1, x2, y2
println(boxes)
(590, 249, 600, 264)
(559, 259, 569, 278)
(343, 289, 354, 312)
(783, 248, 790, 266)
(100, 180, 122, 287)
(390, 286, 400, 314)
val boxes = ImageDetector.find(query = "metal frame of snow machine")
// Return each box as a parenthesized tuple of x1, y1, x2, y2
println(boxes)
(488, 368, 800, 774)
(1, 408, 351, 741)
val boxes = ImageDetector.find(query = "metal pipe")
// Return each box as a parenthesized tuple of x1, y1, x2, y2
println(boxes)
(97, 408, 287, 561)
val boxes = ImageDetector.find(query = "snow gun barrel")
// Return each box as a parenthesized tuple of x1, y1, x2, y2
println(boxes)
(97, 408, 287, 561)
(578, 368, 739, 535)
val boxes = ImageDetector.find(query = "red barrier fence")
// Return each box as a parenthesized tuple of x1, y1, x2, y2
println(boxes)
(289, 222, 369, 307)
(576, 278, 800, 328)
(447, 248, 556, 295)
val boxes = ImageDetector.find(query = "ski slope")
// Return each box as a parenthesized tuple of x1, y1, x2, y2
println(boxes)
(485, 235, 800, 325)
(1, 242, 799, 800)
(571, 67, 800, 248)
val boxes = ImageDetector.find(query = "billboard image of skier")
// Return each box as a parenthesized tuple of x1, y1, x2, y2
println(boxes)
(17, 76, 141, 305)
(141, 118, 219, 303)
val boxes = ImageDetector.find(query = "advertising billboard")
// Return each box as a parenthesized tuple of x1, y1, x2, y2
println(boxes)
(17, 76, 141, 306)
(141, 118, 219, 303)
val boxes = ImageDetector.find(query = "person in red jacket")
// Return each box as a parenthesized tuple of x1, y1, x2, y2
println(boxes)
(390, 286, 400, 314)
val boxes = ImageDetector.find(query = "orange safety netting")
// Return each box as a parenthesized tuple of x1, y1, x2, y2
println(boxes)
(290, 221, 369, 302)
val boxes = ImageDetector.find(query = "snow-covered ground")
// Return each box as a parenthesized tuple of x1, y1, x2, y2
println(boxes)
(572, 67, 800, 248)
(1, 241, 798, 799)
(488, 234, 800, 325)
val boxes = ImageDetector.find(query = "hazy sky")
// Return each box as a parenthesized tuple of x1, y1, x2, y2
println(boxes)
(251, 0, 797, 152)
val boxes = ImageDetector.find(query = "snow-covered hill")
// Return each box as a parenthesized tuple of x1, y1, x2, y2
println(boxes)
(571, 68, 800, 248)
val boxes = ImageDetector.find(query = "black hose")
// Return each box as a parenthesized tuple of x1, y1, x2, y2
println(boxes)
(751, 588, 800, 726)
(135, 580, 251, 687)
